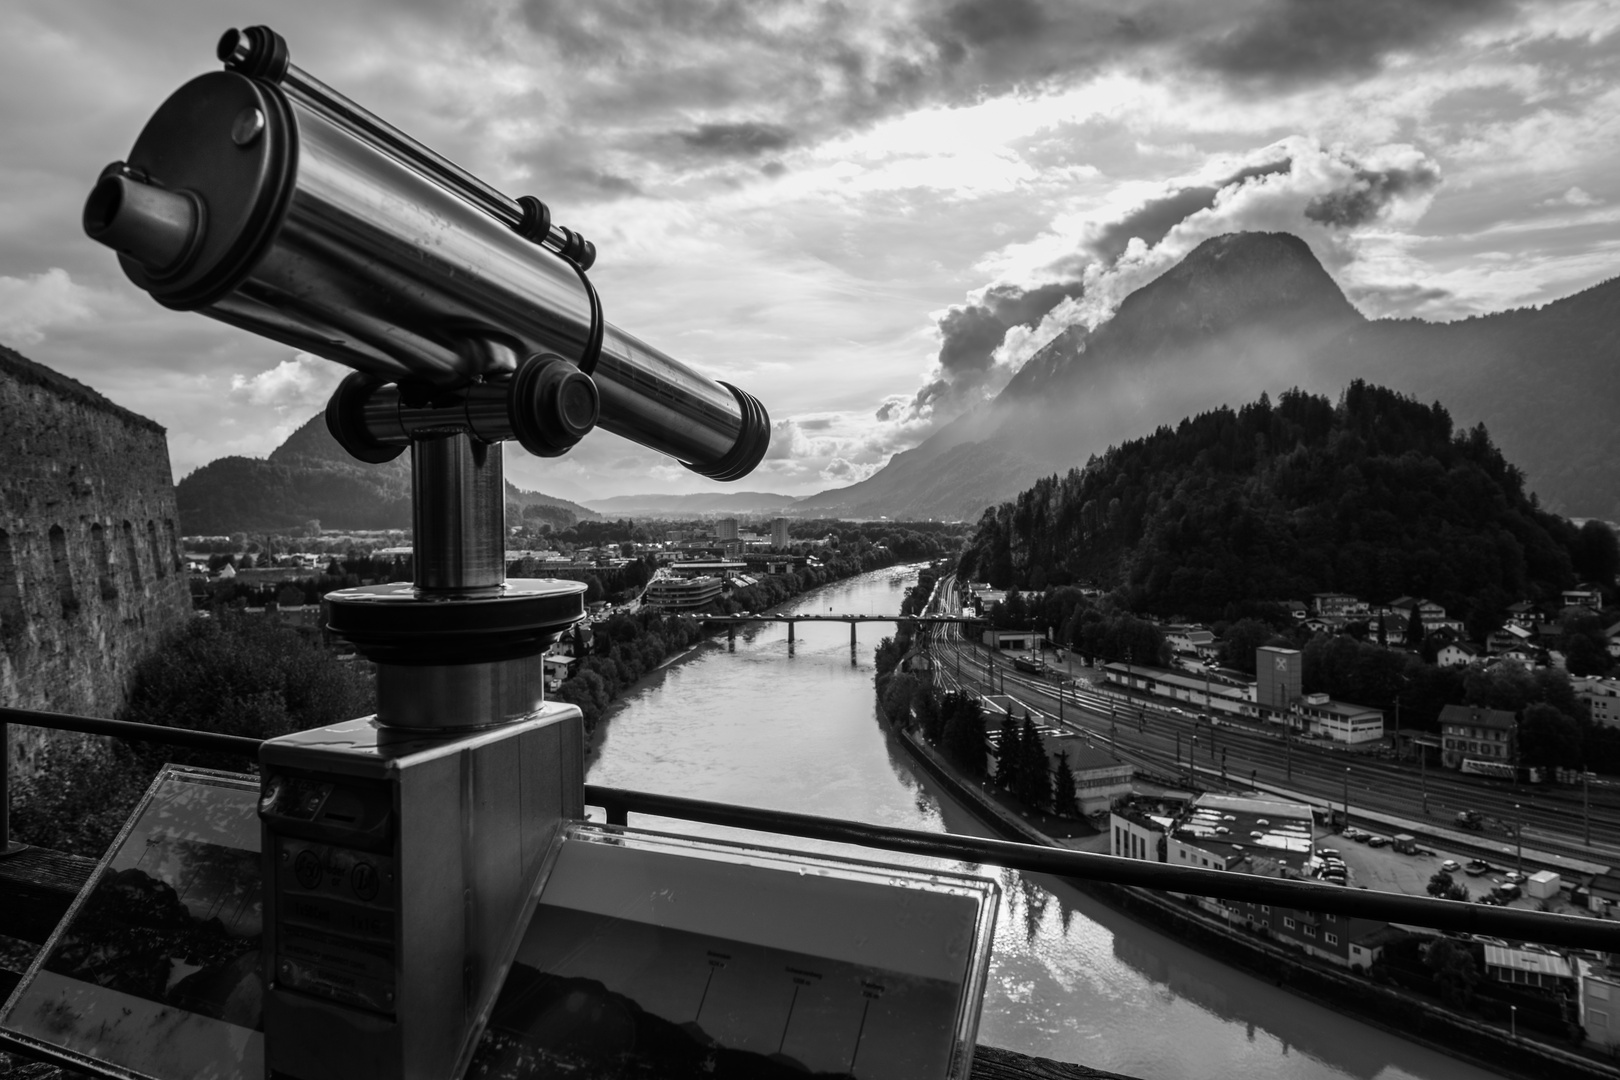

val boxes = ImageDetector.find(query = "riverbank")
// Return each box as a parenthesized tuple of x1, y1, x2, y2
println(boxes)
(577, 557, 930, 764)
(882, 705, 1616, 1080)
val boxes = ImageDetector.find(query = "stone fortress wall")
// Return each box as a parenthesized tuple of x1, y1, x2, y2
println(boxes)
(0, 344, 192, 776)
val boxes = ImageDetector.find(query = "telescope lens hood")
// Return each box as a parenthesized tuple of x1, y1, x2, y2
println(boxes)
(685, 383, 770, 482)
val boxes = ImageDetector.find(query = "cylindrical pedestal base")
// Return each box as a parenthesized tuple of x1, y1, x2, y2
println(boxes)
(376, 653, 546, 729)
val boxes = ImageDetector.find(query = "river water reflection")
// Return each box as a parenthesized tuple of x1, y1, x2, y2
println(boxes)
(586, 566, 1494, 1080)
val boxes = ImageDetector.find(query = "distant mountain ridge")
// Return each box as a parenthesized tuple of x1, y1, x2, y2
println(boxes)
(177, 413, 597, 535)
(583, 490, 804, 516)
(800, 232, 1620, 521)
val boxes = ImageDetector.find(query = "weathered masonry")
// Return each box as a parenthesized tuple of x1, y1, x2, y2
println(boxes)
(0, 345, 191, 774)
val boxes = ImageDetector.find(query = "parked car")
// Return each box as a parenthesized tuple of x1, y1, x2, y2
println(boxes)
(1493, 883, 1522, 901)
(1351, 830, 1372, 844)
(1502, 871, 1526, 885)
(1464, 859, 1492, 876)
(1367, 835, 1392, 848)
(1440, 859, 1460, 873)
(1318, 848, 1341, 859)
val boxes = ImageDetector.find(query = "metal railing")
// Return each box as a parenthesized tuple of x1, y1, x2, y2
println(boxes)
(3, 706, 1616, 951)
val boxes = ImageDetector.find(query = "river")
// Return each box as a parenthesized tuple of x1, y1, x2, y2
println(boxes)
(586, 565, 1496, 1080)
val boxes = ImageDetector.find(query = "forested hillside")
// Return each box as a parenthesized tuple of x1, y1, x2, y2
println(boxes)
(957, 382, 1617, 625)
(177, 412, 596, 534)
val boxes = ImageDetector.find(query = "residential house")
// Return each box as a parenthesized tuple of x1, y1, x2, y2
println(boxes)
(1436, 641, 1481, 668)
(1574, 676, 1620, 730)
(1562, 584, 1605, 612)
(1311, 593, 1365, 617)
(1439, 704, 1515, 771)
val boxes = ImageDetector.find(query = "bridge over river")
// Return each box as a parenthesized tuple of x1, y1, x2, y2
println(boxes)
(596, 566, 1495, 1080)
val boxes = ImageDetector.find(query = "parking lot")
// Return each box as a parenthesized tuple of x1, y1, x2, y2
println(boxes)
(1312, 827, 1575, 913)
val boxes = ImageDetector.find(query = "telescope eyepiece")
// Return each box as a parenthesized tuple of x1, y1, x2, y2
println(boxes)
(83, 167, 203, 277)
(217, 26, 289, 83)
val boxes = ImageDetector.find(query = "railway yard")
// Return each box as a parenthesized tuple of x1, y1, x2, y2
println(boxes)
(923, 581, 1620, 907)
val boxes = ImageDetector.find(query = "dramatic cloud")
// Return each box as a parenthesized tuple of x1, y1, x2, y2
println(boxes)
(679, 122, 796, 158)
(0, 268, 97, 346)
(2, 0, 1616, 501)
(1192, 0, 1519, 83)
(1089, 159, 1292, 261)
(885, 279, 1085, 425)
(874, 138, 1450, 443)
(1304, 164, 1443, 227)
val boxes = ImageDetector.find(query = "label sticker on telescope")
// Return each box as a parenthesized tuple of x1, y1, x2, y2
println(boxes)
(467, 824, 999, 1080)
(0, 766, 265, 1080)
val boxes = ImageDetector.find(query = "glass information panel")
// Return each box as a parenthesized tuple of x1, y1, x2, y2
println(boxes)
(0, 766, 263, 1080)
(465, 823, 999, 1080)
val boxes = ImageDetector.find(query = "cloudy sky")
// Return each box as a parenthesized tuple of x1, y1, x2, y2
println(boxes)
(4, 1, 1618, 502)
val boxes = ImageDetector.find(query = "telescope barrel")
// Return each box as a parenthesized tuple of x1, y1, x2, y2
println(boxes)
(85, 29, 768, 481)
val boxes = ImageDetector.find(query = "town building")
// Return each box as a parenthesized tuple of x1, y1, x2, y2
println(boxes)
(716, 518, 739, 541)
(1562, 584, 1604, 611)
(1578, 957, 1620, 1050)
(1482, 943, 1575, 994)
(1439, 704, 1515, 771)
(1311, 593, 1365, 617)
(983, 628, 1037, 651)
(1574, 676, 1620, 729)
(1294, 694, 1385, 744)
(1163, 624, 1215, 654)
(1255, 646, 1302, 714)
(640, 573, 725, 612)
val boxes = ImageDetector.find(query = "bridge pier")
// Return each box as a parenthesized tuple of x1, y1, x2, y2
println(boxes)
(788, 621, 795, 644)
(850, 620, 858, 665)
(728, 624, 735, 651)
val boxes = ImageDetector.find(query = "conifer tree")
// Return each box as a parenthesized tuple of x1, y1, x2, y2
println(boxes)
(1018, 714, 1050, 812)
(1052, 749, 1081, 818)
(1404, 605, 1425, 648)
(996, 714, 1021, 789)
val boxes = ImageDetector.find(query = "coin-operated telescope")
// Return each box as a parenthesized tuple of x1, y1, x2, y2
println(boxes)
(85, 25, 768, 1080)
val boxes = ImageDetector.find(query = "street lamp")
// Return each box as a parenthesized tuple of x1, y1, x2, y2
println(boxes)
(1515, 803, 1523, 877)
(1510, 1004, 1517, 1040)
(1343, 767, 1351, 833)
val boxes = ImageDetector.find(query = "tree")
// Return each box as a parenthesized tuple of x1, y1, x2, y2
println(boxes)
(1424, 938, 1480, 1008)
(1219, 618, 1274, 674)
(1518, 702, 1583, 768)
(13, 612, 375, 857)
(941, 693, 987, 779)
(582, 574, 605, 604)
(1426, 871, 1469, 902)
(995, 714, 1021, 790)
(1403, 605, 1425, 648)
(1051, 750, 1081, 818)
(1017, 714, 1050, 813)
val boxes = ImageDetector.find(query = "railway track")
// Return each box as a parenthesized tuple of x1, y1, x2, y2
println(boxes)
(917, 589, 1619, 890)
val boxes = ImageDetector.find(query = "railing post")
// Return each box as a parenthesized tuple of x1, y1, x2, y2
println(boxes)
(604, 796, 628, 827)
(1, 722, 26, 857)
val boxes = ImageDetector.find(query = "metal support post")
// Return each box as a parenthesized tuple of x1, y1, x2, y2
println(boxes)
(1420, 748, 1428, 814)
(0, 722, 24, 856)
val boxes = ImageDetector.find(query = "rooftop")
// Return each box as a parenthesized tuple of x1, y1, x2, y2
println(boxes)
(1175, 793, 1314, 864)
(1438, 704, 1515, 730)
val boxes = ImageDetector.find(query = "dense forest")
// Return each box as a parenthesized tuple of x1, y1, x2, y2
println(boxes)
(957, 382, 1617, 625)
